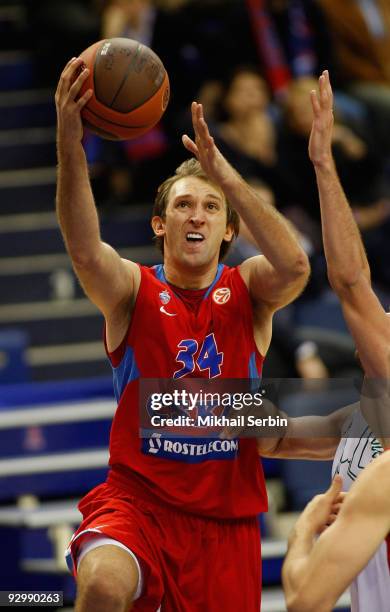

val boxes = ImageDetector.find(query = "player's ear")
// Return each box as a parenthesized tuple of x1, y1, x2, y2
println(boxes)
(223, 223, 234, 243)
(151, 216, 165, 237)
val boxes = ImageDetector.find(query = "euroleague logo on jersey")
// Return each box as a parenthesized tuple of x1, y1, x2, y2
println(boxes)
(212, 287, 231, 304)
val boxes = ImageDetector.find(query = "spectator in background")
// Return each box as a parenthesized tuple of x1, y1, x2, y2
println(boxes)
(227, 0, 335, 98)
(102, 0, 158, 46)
(214, 67, 279, 188)
(319, 0, 390, 158)
(28, 0, 101, 86)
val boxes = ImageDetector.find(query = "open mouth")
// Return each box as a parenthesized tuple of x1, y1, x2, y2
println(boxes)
(186, 232, 205, 243)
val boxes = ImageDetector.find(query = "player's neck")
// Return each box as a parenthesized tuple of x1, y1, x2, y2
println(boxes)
(163, 259, 219, 290)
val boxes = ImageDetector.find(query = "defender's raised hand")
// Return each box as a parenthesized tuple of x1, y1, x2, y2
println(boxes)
(182, 101, 237, 186)
(308, 70, 334, 168)
(55, 57, 92, 145)
(293, 476, 344, 536)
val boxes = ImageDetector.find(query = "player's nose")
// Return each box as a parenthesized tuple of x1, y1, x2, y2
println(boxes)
(188, 205, 206, 225)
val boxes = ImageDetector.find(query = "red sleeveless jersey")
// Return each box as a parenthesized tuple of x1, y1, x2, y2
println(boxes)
(105, 263, 268, 518)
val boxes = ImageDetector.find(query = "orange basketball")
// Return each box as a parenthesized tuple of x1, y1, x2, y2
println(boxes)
(78, 38, 170, 140)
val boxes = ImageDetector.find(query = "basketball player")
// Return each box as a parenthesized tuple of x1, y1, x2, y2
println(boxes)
(283, 70, 390, 611)
(283, 451, 390, 612)
(55, 57, 312, 612)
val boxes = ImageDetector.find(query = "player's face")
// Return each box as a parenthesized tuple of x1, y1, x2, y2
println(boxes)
(153, 176, 233, 269)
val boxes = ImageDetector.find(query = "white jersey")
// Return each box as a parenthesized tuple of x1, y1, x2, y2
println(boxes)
(333, 409, 390, 611)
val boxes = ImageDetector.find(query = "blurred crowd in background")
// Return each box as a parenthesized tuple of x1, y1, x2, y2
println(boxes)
(10, 0, 390, 380)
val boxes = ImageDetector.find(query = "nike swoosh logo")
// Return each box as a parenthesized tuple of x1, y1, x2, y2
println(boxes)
(160, 306, 177, 317)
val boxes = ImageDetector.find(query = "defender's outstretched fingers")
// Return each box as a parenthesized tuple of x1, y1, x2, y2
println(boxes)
(323, 70, 334, 104)
(310, 90, 321, 117)
(319, 71, 333, 109)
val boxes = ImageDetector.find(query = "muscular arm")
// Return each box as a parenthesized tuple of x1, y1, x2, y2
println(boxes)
(309, 71, 390, 379)
(282, 452, 390, 612)
(55, 58, 140, 349)
(258, 402, 355, 460)
(225, 181, 309, 311)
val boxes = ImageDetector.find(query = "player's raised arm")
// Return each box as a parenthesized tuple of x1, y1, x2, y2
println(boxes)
(55, 58, 140, 339)
(182, 102, 310, 316)
(282, 452, 390, 612)
(309, 70, 390, 379)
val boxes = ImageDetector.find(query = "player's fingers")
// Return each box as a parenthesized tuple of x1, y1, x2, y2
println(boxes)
(63, 57, 85, 84)
(326, 512, 338, 525)
(330, 502, 342, 515)
(333, 491, 347, 505)
(56, 58, 77, 101)
(198, 117, 213, 144)
(192, 102, 214, 147)
(68, 66, 89, 101)
(57, 58, 85, 102)
(194, 116, 214, 153)
(323, 69, 334, 106)
(63, 56, 78, 73)
(76, 88, 93, 110)
(310, 90, 321, 117)
(191, 101, 201, 130)
(319, 72, 332, 110)
(319, 74, 327, 106)
(327, 475, 343, 500)
(182, 134, 198, 156)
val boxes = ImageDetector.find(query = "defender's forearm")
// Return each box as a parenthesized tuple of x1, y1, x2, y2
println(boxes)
(56, 141, 101, 266)
(283, 527, 316, 611)
(222, 173, 308, 277)
(315, 161, 370, 288)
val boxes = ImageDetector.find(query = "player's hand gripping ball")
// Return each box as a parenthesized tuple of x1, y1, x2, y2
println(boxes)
(78, 38, 170, 140)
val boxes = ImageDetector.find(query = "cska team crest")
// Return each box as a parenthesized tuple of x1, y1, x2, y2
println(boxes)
(159, 289, 171, 305)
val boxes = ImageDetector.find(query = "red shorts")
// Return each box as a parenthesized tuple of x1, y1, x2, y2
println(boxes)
(66, 481, 262, 611)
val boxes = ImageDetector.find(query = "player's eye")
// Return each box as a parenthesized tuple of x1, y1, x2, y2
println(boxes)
(207, 203, 218, 210)
(177, 201, 190, 208)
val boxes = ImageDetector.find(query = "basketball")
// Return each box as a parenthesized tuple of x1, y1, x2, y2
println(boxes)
(78, 38, 170, 140)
